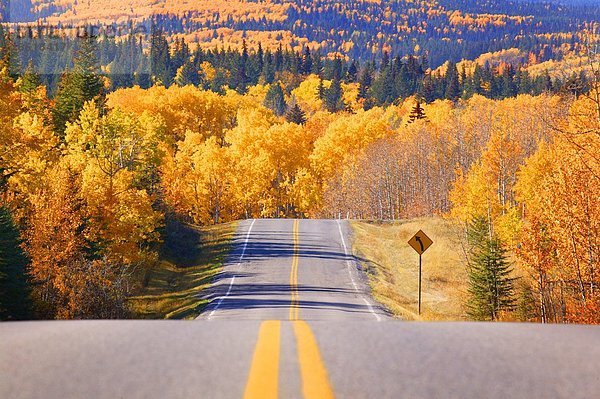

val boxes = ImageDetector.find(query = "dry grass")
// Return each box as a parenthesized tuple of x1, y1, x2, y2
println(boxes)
(127, 221, 238, 319)
(350, 217, 469, 321)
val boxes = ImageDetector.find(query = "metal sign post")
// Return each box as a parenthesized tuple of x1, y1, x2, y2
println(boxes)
(408, 230, 433, 316)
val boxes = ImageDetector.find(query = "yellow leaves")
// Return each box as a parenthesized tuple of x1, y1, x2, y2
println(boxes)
(449, 93, 568, 239)
(3, 112, 59, 197)
(311, 107, 393, 182)
(107, 84, 239, 142)
(494, 207, 522, 246)
(81, 163, 162, 265)
(291, 74, 326, 114)
(165, 133, 233, 224)
(449, 161, 495, 221)
(65, 101, 163, 265)
(341, 82, 361, 112)
(514, 114, 599, 307)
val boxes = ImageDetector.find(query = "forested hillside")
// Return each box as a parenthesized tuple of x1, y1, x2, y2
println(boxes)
(3, 0, 599, 67)
(0, 28, 598, 322)
(0, 1, 598, 323)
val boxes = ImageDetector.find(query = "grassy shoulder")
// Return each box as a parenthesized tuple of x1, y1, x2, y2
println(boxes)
(350, 217, 468, 321)
(127, 220, 238, 319)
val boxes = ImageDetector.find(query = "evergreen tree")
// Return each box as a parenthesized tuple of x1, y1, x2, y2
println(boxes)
(324, 57, 345, 112)
(370, 66, 395, 105)
(501, 64, 517, 98)
(264, 49, 276, 81)
(52, 32, 103, 136)
(301, 46, 312, 75)
(408, 100, 426, 123)
(264, 83, 287, 116)
(0, 24, 19, 78)
(150, 27, 173, 86)
(311, 50, 323, 76)
(317, 78, 325, 100)
(347, 59, 358, 83)
(286, 102, 307, 125)
(444, 61, 461, 101)
(233, 39, 250, 93)
(175, 60, 200, 86)
(19, 60, 41, 94)
(358, 62, 373, 101)
(420, 74, 436, 103)
(72, 33, 104, 102)
(466, 216, 517, 321)
(0, 206, 31, 320)
(324, 74, 345, 112)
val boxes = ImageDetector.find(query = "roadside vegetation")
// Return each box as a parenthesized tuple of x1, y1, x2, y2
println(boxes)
(351, 218, 468, 321)
(128, 221, 237, 319)
(0, 27, 597, 322)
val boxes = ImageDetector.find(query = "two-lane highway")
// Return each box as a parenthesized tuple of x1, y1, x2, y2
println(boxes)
(2, 219, 600, 399)
(199, 218, 386, 322)
(199, 218, 387, 398)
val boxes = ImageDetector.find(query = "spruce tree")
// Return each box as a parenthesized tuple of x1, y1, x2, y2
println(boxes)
(444, 61, 461, 101)
(72, 33, 104, 102)
(286, 102, 307, 125)
(0, 206, 31, 320)
(324, 59, 346, 112)
(175, 60, 200, 86)
(19, 60, 41, 93)
(264, 83, 287, 116)
(52, 32, 103, 136)
(466, 216, 517, 321)
(301, 46, 312, 75)
(408, 100, 426, 123)
(347, 60, 358, 83)
(150, 28, 173, 87)
(324, 75, 344, 112)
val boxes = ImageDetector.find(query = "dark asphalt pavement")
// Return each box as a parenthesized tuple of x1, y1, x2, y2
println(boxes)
(2, 219, 600, 399)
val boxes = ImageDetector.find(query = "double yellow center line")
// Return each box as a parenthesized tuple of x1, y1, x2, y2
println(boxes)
(244, 219, 335, 399)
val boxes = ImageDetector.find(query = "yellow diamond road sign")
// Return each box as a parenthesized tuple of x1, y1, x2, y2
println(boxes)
(408, 230, 433, 255)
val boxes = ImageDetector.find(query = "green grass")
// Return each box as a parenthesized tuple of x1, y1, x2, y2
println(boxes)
(127, 221, 238, 319)
(350, 217, 468, 321)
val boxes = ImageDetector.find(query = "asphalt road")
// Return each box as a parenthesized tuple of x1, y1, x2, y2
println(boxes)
(198, 218, 386, 322)
(2, 219, 600, 399)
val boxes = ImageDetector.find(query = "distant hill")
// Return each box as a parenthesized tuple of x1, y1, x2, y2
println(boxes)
(4, 0, 599, 66)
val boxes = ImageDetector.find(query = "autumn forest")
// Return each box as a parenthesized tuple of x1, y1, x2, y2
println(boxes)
(0, 1, 599, 324)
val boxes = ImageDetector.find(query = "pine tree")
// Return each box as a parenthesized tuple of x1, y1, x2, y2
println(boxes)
(233, 39, 250, 93)
(52, 32, 103, 136)
(264, 83, 287, 116)
(72, 33, 104, 102)
(286, 102, 306, 125)
(150, 28, 173, 87)
(175, 60, 200, 86)
(347, 59, 358, 83)
(408, 100, 426, 123)
(325, 75, 345, 112)
(317, 78, 325, 100)
(301, 46, 312, 75)
(19, 60, 41, 93)
(324, 59, 345, 112)
(0, 206, 31, 320)
(0, 24, 19, 78)
(444, 61, 461, 101)
(466, 216, 517, 321)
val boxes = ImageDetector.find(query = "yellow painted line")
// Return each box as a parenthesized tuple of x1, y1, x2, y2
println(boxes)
(293, 320, 335, 399)
(243, 320, 281, 399)
(289, 219, 300, 321)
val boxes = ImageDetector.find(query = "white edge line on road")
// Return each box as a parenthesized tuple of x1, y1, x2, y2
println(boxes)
(336, 219, 382, 322)
(207, 218, 256, 319)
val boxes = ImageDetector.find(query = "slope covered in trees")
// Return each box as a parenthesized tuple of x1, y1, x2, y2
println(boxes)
(4, 0, 599, 68)
(0, 20, 597, 322)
